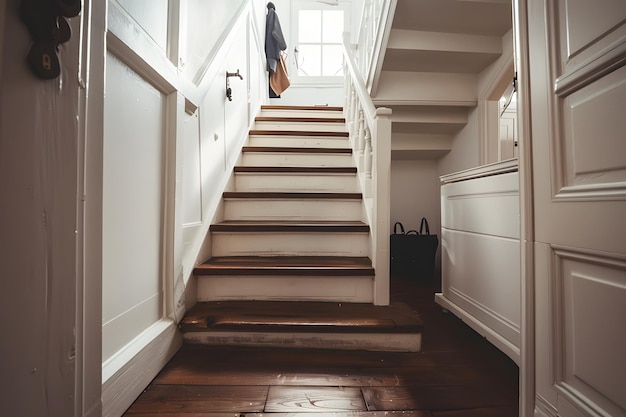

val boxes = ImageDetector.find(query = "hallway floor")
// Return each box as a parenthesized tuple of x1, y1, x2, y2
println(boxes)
(123, 276, 519, 416)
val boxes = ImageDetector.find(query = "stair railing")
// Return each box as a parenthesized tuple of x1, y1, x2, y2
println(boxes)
(342, 39, 392, 306)
(354, 0, 397, 93)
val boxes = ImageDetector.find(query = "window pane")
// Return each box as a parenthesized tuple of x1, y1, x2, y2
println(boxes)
(297, 45, 321, 76)
(322, 10, 344, 43)
(322, 44, 343, 76)
(299, 10, 321, 43)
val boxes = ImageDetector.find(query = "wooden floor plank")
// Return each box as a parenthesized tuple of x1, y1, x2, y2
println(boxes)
(432, 406, 519, 417)
(122, 414, 243, 417)
(154, 361, 513, 388)
(124, 385, 268, 414)
(155, 368, 402, 387)
(362, 385, 518, 412)
(265, 386, 366, 413)
(121, 412, 432, 417)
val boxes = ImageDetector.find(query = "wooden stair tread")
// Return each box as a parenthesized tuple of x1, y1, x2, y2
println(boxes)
(210, 220, 369, 233)
(242, 146, 352, 154)
(181, 300, 423, 334)
(249, 129, 349, 137)
(223, 191, 362, 199)
(261, 105, 343, 112)
(194, 256, 374, 276)
(255, 116, 345, 123)
(234, 166, 357, 173)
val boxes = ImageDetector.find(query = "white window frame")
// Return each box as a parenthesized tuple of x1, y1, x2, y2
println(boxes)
(289, 0, 351, 86)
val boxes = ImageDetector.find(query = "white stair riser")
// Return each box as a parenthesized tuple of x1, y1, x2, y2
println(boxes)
(254, 121, 346, 132)
(234, 173, 359, 192)
(261, 109, 344, 119)
(211, 232, 369, 257)
(223, 199, 363, 221)
(248, 135, 350, 149)
(241, 152, 353, 167)
(197, 275, 374, 303)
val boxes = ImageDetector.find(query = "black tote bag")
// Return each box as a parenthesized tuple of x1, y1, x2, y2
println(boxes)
(390, 218, 439, 280)
(390, 222, 418, 277)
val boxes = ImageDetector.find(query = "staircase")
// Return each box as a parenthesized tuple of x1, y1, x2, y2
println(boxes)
(370, 0, 513, 160)
(182, 105, 422, 351)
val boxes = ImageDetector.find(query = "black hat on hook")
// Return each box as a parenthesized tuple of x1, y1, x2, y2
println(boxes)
(267, 2, 275, 9)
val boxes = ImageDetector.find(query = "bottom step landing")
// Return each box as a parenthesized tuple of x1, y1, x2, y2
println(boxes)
(180, 301, 423, 352)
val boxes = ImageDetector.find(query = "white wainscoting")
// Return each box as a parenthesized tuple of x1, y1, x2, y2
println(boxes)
(435, 159, 521, 364)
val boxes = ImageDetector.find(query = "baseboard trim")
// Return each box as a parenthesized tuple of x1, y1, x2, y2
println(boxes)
(102, 319, 182, 417)
(435, 293, 520, 365)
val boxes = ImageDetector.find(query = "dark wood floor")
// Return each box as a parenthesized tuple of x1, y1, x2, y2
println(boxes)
(123, 276, 519, 416)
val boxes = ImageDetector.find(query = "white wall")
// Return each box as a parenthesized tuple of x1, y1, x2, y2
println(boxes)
(390, 160, 442, 281)
(183, 0, 246, 82)
(437, 107, 480, 176)
(115, 0, 169, 51)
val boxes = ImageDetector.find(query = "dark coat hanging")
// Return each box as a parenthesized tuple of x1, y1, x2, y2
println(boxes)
(265, 2, 287, 73)
(265, 2, 287, 97)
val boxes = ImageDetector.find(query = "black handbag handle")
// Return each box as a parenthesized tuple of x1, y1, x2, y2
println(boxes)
(393, 222, 405, 235)
(419, 217, 430, 235)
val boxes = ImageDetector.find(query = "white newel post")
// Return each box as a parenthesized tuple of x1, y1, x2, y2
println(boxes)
(372, 107, 392, 305)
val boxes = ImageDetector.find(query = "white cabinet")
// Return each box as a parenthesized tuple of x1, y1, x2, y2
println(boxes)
(435, 159, 520, 364)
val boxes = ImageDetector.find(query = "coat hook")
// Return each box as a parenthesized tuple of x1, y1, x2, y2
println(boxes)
(20, 0, 81, 80)
(226, 69, 244, 101)
(226, 69, 243, 80)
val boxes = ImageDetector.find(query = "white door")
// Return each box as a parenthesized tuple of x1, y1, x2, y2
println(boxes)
(0, 4, 91, 416)
(524, 1, 626, 416)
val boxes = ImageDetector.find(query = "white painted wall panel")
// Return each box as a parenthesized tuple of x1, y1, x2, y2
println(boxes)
(184, 0, 245, 81)
(114, 0, 168, 51)
(182, 110, 202, 226)
(102, 52, 164, 362)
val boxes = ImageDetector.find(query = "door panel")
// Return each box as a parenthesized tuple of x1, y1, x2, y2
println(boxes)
(102, 52, 165, 362)
(528, 1, 626, 416)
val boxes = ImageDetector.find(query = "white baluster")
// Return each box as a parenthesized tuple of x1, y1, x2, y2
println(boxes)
(364, 126, 372, 178)
(345, 80, 352, 136)
(362, 126, 373, 197)
(357, 110, 365, 169)
(350, 91, 358, 139)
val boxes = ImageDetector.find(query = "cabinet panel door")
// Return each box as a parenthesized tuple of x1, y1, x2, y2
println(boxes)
(527, 1, 626, 416)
